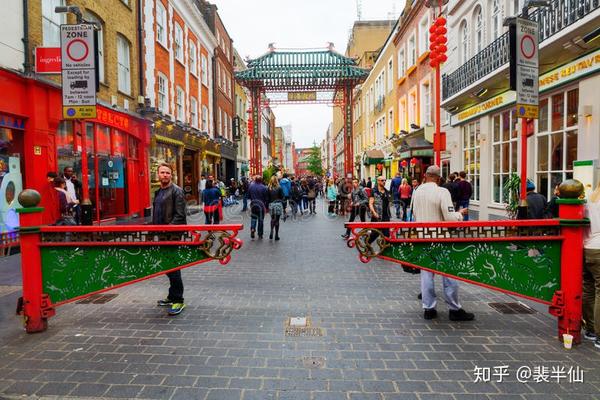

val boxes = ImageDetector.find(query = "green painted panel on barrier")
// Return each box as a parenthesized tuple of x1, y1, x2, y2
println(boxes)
(41, 246, 209, 303)
(381, 240, 561, 302)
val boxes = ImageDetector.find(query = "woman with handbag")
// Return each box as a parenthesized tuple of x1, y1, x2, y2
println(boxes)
(267, 176, 284, 241)
(326, 178, 338, 216)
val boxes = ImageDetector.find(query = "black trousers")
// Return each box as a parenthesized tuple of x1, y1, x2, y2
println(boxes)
(205, 210, 219, 224)
(167, 270, 184, 303)
(368, 215, 390, 244)
(346, 205, 367, 235)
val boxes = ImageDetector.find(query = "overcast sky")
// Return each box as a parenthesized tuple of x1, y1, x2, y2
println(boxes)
(214, 0, 405, 148)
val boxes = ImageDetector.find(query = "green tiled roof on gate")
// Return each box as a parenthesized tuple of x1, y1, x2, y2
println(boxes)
(235, 49, 369, 91)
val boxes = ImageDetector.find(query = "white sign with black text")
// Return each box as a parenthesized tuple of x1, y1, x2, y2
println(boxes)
(515, 17, 539, 118)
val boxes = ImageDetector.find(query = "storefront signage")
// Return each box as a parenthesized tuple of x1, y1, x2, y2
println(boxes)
(0, 113, 25, 130)
(287, 91, 317, 102)
(232, 116, 241, 141)
(35, 47, 61, 74)
(539, 48, 600, 92)
(452, 92, 516, 126)
(513, 18, 539, 119)
(60, 24, 97, 119)
(95, 108, 130, 130)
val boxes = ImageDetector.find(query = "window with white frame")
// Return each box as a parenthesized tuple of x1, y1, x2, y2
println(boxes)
(474, 6, 484, 53)
(513, 0, 524, 15)
(43, 0, 64, 46)
(419, 14, 430, 56)
(460, 20, 469, 64)
(189, 41, 197, 76)
(176, 86, 184, 121)
(201, 54, 208, 85)
(462, 120, 480, 201)
(156, 1, 167, 46)
(409, 89, 417, 128)
(421, 81, 431, 125)
(157, 73, 168, 112)
(117, 35, 131, 95)
(491, 0, 502, 40)
(399, 98, 406, 132)
(387, 59, 393, 92)
(190, 97, 198, 128)
(85, 12, 104, 83)
(174, 23, 183, 61)
(388, 109, 393, 135)
(492, 110, 519, 203)
(408, 34, 416, 66)
(535, 88, 579, 198)
(398, 47, 406, 77)
(201, 105, 208, 130)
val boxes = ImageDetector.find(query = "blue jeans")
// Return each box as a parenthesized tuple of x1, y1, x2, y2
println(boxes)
(242, 194, 248, 211)
(420, 270, 461, 311)
(393, 192, 401, 218)
(250, 205, 264, 236)
(458, 199, 470, 221)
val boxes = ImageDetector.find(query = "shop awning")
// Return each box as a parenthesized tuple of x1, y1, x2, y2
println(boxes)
(396, 129, 433, 159)
(363, 149, 385, 165)
(154, 134, 184, 147)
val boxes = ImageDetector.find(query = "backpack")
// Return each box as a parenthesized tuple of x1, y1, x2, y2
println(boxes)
(291, 183, 301, 199)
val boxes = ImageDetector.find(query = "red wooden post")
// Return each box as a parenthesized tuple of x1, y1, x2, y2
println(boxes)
(554, 198, 586, 344)
(16, 190, 54, 333)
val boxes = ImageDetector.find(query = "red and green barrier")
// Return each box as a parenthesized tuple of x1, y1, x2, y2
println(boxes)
(15, 190, 243, 333)
(346, 198, 587, 345)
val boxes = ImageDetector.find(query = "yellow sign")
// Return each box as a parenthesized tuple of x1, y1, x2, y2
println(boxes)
(516, 104, 538, 119)
(455, 92, 515, 123)
(287, 91, 317, 102)
(63, 105, 97, 119)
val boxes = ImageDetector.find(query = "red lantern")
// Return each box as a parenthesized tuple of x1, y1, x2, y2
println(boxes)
(410, 157, 418, 166)
(438, 54, 448, 63)
(436, 16, 447, 26)
(400, 160, 408, 168)
(437, 44, 447, 53)
(436, 26, 447, 35)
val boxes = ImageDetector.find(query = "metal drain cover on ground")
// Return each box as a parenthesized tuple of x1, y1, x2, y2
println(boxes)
(76, 293, 119, 304)
(284, 316, 324, 337)
(488, 302, 536, 314)
(303, 356, 325, 368)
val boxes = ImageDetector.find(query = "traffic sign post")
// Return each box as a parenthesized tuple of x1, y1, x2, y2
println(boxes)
(509, 17, 539, 219)
(60, 24, 97, 119)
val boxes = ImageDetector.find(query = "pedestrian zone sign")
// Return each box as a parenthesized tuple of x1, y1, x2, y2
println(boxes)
(60, 24, 97, 119)
(515, 18, 539, 119)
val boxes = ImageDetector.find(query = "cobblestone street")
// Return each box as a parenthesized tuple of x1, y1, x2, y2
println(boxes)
(1, 200, 600, 400)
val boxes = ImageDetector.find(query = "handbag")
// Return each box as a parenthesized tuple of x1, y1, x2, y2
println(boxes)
(307, 189, 316, 199)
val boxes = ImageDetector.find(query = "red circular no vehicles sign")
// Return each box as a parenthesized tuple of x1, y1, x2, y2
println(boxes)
(520, 34, 536, 59)
(66, 39, 89, 63)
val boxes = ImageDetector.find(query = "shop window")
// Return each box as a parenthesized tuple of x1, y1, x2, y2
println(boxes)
(43, 0, 64, 46)
(492, 111, 518, 204)
(113, 130, 126, 156)
(0, 125, 24, 234)
(151, 142, 179, 188)
(128, 136, 139, 159)
(462, 120, 480, 201)
(536, 89, 578, 198)
(96, 125, 111, 155)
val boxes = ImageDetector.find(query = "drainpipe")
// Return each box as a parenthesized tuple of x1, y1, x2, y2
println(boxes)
(22, 0, 32, 74)
(137, 0, 145, 97)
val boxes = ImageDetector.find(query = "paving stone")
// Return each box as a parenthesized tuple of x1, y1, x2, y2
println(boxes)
(242, 390, 277, 400)
(136, 385, 175, 399)
(205, 388, 243, 400)
(3, 381, 44, 395)
(361, 380, 396, 392)
(35, 382, 75, 396)
(171, 387, 209, 400)
(313, 392, 349, 400)
(104, 384, 144, 398)
(163, 374, 197, 387)
(69, 383, 110, 397)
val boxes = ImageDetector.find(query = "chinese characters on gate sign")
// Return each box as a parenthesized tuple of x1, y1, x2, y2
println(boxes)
(473, 365, 584, 383)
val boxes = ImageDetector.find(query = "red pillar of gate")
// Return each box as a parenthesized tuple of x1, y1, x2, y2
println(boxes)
(250, 88, 262, 176)
(554, 199, 586, 344)
(16, 191, 53, 333)
(343, 85, 354, 177)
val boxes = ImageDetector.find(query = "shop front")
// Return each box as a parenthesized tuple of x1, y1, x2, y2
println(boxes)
(0, 68, 151, 228)
(220, 140, 237, 182)
(395, 130, 434, 181)
(201, 138, 221, 180)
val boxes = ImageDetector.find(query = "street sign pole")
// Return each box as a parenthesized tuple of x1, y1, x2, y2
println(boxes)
(60, 23, 98, 225)
(510, 17, 539, 219)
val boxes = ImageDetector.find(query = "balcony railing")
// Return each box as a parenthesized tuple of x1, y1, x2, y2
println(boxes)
(443, 0, 600, 100)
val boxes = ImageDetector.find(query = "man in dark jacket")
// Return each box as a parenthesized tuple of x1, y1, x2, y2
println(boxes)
(248, 175, 269, 239)
(456, 171, 473, 221)
(153, 163, 187, 316)
(442, 173, 460, 210)
(526, 180, 548, 219)
(390, 173, 403, 219)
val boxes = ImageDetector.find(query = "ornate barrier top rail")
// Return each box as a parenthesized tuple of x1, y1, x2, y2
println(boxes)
(346, 219, 560, 229)
(40, 224, 243, 233)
